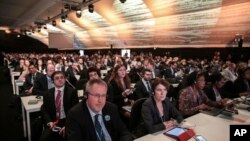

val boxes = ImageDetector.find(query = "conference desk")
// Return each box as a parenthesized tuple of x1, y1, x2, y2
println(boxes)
(10, 71, 20, 94)
(135, 110, 250, 141)
(15, 80, 24, 95)
(21, 95, 43, 141)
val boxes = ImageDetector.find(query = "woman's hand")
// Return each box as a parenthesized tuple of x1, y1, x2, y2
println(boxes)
(163, 120, 177, 129)
(122, 89, 133, 97)
(198, 103, 210, 110)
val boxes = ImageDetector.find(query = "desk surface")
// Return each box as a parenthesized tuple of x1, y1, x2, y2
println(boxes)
(135, 111, 250, 141)
(21, 95, 43, 112)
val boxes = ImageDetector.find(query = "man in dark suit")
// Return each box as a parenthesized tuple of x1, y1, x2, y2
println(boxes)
(163, 61, 177, 79)
(66, 79, 133, 141)
(144, 58, 161, 79)
(22, 63, 43, 95)
(32, 64, 55, 96)
(39, 71, 79, 141)
(135, 69, 152, 100)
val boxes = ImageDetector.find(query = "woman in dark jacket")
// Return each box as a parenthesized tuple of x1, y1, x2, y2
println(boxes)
(137, 78, 183, 137)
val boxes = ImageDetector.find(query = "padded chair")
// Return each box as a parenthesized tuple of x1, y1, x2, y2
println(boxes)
(129, 98, 147, 136)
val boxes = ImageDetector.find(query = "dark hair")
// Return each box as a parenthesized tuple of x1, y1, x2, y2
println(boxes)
(210, 72, 224, 84)
(186, 71, 205, 86)
(151, 78, 170, 93)
(142, 68, 152, 75)
(86, 67, 101, 80)
(241, 67, 250, 78)
(51, 71, 65, 81)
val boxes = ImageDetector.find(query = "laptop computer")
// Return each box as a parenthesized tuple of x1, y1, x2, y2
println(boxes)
(200, 107, 225, 116)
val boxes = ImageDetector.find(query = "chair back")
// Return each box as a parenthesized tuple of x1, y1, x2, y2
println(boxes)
(129, 98, 147, 132)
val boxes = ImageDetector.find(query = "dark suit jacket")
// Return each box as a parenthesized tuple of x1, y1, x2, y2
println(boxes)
(23, 72, 43, 91)
(66, 66, 80, 87)
(32, 74, 49, 96)
(41, 86, 79, 125)
(163, 68, 175, 79)
(135, 79, 151, 100)
(109, 79, 134, 108)
(233, 78, 250, 97)
(204, 86, 232, 101)
(152, 69, 161, 79)
(138, 97, 183, 135)
(66, 100, 133, 141)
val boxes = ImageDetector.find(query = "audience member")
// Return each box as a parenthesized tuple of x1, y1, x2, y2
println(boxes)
(66, 79, 133, 141)
(39, 71, 78, 141)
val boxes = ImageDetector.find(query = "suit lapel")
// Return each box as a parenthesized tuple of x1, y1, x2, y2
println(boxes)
(49, 88, 57, 119)
(63, 86, 69, 114)
(82, 101, 98, 141)
(102, 105, 113, 138)
(44, 75, 48, 90)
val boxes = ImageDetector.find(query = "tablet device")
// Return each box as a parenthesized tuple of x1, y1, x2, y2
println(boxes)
(164, 127, 186, 137)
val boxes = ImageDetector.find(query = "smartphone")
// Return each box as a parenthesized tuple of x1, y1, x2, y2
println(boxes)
(52, 126, 61, 132)
(195, 135, 207, 141)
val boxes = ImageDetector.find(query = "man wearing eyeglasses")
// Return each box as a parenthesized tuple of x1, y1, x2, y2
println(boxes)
(66, 79, 133, 141)
(39, 71, 79, 141)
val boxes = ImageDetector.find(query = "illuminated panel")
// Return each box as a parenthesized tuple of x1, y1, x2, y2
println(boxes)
(27, 32, 49, 45)
(81, 9, 112, 28)
(56, 19, 84, 33)
(40, 0, 250, 48)
(46, 24, 65, 33)
(114, 0, 155, 47)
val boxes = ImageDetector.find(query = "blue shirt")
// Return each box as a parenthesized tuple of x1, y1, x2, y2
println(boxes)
(87, 102, 112, 141)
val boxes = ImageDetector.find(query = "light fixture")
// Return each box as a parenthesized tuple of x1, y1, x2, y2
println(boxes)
(61, 15, 66, 23)
(76, 7, 82, 18)
(88, 4, 94, 13)
(52, 20, 56, 26)
(120, 0, 126, 3)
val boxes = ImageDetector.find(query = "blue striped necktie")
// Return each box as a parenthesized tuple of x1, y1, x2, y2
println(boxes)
(94, 114, 106, 141)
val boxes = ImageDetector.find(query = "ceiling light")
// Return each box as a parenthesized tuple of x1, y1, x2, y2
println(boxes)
(120, 0, 126, 3)
(88, 4, 94, 13)
(52, 20, 56, 26)
(76, 7, 82, 18)
(61, 15, 66, 23)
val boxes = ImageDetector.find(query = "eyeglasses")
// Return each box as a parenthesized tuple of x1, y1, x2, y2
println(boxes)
(54, 76, 65, 80)
(88, 93, 107, 99)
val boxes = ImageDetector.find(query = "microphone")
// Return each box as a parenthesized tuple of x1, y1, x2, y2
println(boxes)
(65, 79, 76, 89)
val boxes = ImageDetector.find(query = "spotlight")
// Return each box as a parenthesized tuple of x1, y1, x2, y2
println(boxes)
(76, 7, 82, 18)
(52, 20, 56, 26)
(88, 4, 94, 13)
(120, 0, 126, 3)
(61, 15, 66, 23)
